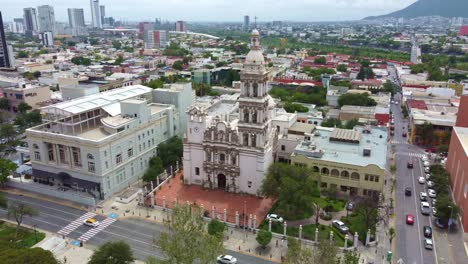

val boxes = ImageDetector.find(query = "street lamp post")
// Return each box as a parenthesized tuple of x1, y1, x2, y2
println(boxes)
(448, 205, 454, 233)
(33, 224, 38, 243)
(243, 200, 246, 242)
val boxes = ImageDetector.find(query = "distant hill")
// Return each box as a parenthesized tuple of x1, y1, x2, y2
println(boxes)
(364, 0, 468, 20)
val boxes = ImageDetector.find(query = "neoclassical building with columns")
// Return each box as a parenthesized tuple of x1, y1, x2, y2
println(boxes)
(183, 29, 278, 195)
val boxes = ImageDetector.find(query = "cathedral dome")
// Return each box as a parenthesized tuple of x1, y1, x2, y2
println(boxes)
(244, 29, 264, 65)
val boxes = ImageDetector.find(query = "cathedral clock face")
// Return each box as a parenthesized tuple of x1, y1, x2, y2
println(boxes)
(194, 127, 199, 133)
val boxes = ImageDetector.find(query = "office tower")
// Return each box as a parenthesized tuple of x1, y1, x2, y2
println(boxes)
(175, 21, 186, 32)
(68, 8, 86, 36)
(243, 15, 250, 32)
(23, 8, 39, 35)
(13, 18, 25, 34)
(145, 30, 168, 49)
(37, 5, 55, 34)
(100, 5, 106, 25)
(90, 0, 102, 28)
(0, 12, 13, 68)
(39, 31, 54, 47)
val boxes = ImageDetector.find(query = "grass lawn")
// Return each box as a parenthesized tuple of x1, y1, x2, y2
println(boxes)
(266, 196, 346, 221)
(260, 221, 353, 247)
(0, 221, 45, 248)
(310, 197, 345, 212)
(340, 214, 375, 243)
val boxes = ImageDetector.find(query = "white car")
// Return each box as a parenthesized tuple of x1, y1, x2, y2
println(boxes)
(427, 181, 434, 188)
(217, 255, 237, 264)
(425, 174, 431, 180)
(83, 218, 100, 227)
(421, 202, 431, 215)
(431, 199, 437, 207)
(418, 176, 426, 184)
(432, 207, 437, 215)
(420, 192, 428, 201)
(428, 189, 437, 198)
(422, 156, 429, 162)
(424, 161, 431, 167)
(424, 238, 433, 250)
(425, 167, 430, 173)
(266, 214, 284, 223)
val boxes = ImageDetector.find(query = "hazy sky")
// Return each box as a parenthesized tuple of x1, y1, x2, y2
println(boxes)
(1, 0, 418, 22)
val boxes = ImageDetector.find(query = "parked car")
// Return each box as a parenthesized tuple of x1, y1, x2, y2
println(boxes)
(428, 189, 437, 198)
(421, 202, 431, 215)
(332, 220, 349, 234)
(0, 138, 7, 144)
(425, 167, 430, 173)
(432, 207, 437, 216)
(406, 214, 414, 225)
(424, 161, 431, 167)
(425, 174, 431, 180)
(217, 255, 237, 264)
(402, 132, 407, 137)
(390, 131, 395, 136)
(434, 218, 448, 229)
(83, 218, 100, 227)
(427, 181, 434, 188)
(420, 192, 428, 201)
(346, 202, 354, 211)
(423, 226, 432, 238)
(424, 238, 433, 250)
(422, 156, 429, 162)
(407, 161, 414, 169)
(266, 214, 284, 223)
(418, 176, 426, 184)
(405, 187, 412, 196)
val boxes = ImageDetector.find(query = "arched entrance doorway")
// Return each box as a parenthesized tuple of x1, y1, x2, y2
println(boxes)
(217, 174, 226, 189)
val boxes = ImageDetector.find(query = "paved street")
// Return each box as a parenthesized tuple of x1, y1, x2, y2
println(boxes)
(0, 193, 274, 264)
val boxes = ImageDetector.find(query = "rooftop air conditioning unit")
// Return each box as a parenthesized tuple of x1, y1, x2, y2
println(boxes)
(363, 149, 371, 157)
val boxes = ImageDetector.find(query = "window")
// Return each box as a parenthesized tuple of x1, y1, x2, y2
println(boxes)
(72, 147, 81, 167)
(116, 154, 122, 165)
(340, 186, 348, 192)
(321, 167, 329, 175)
(281, 145, 285, 151)
(219, 153, 225, 163)
(464, 184, 468, 198)
(351, 172, 360, 180)
(374, 176, 379, 182)
(341, 171, 349, 178)
(104, 151, 107, 157)
(248, 181, 252, 188)
(105, 161, 108, 169)
(34, 151, 41, 161)
(87, 154, 94, 160)
(47, 144, 54, 161)
(88, 162, 95, 173)
(313, 166, 319, 172)
(331, 169, 339, 177)
(231, 156, 237, 165)
(15, 94, 23, 100)
(365, 174, 369, 181)
(59, 145, 67, 163)
(128, 148, 133, 157)
(195, 167, 200, 175)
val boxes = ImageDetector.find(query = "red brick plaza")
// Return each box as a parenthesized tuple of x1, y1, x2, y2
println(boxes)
(149, 171, 274, 227)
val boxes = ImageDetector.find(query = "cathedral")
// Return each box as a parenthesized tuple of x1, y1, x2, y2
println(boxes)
(183, 29, 277, 195)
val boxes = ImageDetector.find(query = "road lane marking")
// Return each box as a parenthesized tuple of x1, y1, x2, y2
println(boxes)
(411, 161, 425, 263)
(58, 212, 96, 235)
(78, 218, 117, 242)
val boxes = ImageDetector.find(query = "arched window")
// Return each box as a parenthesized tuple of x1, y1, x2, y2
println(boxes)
(219, 153, 225, 163)
(243, 134, 249, 146)
(351, 172, 360, 180)
(33, 144, 39, 149)
(253, 83, 258, 97)
(331, 169, 339, 177)
(341, 171, 350, 178)
(251, 134, 257, 147)
(87, 154, 94, 160)
(252, 111, 257, 123)
(312, 166, 319, 172)
(244, 111, 249, 122)
(321, 167, 329, 175)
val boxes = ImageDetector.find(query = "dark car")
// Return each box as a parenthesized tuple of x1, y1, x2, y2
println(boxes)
(405, 187, 412, 196)
(423, 226, 432, 238)
(407, 162, 413, 169)
(402, 132, 407, 137)
(434, 218, 448, 229)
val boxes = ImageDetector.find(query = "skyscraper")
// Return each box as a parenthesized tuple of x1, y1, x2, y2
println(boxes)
(175, 21, 186, 32)
(100, 5, 106, 25)
(23, 8, 38, 35)
(39, 31, 54, 47)
(243, 15, 250, 32)
(90, 0, 102, 28)
(37, 5, 55, 34)
(68, 8, 86, 36)
(0, 12, 14, 68)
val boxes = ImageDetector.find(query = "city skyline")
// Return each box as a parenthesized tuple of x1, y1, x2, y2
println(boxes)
(1, 0, 418, 22)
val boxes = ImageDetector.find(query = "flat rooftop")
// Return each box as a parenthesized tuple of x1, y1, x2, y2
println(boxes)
(454, 127, 468, 156)
(78, 127, 111, 140)
(293, 126, 388, 169)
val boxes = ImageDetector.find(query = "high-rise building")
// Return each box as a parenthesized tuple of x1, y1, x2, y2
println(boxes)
(90, 0, 102, 28)
(0, 11, 14, 68)
(145, 30, 169, 49)
(13, 18, 25, 34)
(175, 21, 186, 32)
(37, 5, 55, 34)
(243, 15, 250, 32)
(100, 5, 106, 25)
(68, 8, 86, 36)
(23, 8, 39, 35)
(39, 31, 54, 47)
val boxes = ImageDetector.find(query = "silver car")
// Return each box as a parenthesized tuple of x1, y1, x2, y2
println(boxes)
(424, 238, 433, 250)
(217, 255, 237, 264)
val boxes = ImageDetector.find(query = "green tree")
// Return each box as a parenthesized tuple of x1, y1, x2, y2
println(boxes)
(0, 192, 7, 209)
(172, 61, 183, 71)
(7, 202, 39, 237)
(142, 156, 164, 182)
(17, 50, 29, 58)
(224, 69, 240, 87)
(158, 137, 183, 167)
(114, 55, 124, 65)
(415, 122, 434, 146)
(356, 66, 375, 80)
(88, 241, 134, 264)
(255, 229, 272, 249)
(0, 159, 17, 188)
(0, 124, 16, 141)
(344, 119, 359, 129)
(17, 102, 32, 114)
(316, 239, 338, 264)
(388, 227, 396, 245)
(339, 250, 360, 264)
(0, 243, 59, 264)
(71, 56, 91, 66)
(338, 93, 377, 107)
(354, 197, 379, 238)
(284, 236, 314, 264)
(321, 118, 342, 128)
(435, 194, 459, 224)
(112, 40, 122, 49)
(314, 57, 326, 64)
(336, 64, 347, 72)
(144, 79, 164, 89)
(283, 102, 308, 113)
(0, 98, 9, 110)
(207, 219, 225, 239)
(155, 204, 224, 264)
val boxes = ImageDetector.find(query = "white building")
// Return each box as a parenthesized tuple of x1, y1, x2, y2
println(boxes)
(90, 0, 102, 29)
(39, 31, 54, 47)
(183, 30, 277, 195)
(37, 5, 55, 34)
(25, 84, 193, 199)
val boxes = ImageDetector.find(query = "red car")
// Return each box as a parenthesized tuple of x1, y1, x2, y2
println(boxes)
(402, 132, 407, 137)
(406, 214, 414, 225)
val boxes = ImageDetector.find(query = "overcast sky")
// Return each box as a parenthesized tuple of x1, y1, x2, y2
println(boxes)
(1, 0, 417, 22)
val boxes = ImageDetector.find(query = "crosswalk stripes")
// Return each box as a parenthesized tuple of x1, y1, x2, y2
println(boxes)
(391, 140, 408, 145)
(401, 152, 426, 158)
(78, 218, 116, 242)
(58, 212, 96, 236)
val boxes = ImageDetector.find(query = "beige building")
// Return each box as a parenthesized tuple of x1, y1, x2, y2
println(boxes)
(339, 105, 376, 122)
(0, 83, 51, 113)
(290, 126, 387, 197)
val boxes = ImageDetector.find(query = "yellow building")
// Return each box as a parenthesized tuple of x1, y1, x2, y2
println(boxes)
(290, 127, 387, 197)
